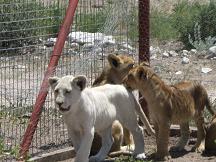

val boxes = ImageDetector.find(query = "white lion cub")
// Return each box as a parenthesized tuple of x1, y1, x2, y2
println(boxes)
(49, 75, 146, 162)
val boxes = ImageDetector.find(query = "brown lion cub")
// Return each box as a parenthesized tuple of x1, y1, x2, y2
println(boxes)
(205, 114, 216, 152)
(93, 54, 135, 86)
(91, 54, 155, 154)
(124, 64, 214, 160)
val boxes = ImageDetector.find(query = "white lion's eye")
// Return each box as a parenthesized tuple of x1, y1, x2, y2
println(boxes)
(54, 89, 59, 93)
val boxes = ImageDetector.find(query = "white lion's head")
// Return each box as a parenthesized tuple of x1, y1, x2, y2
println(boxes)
(49, 75, 87, 112)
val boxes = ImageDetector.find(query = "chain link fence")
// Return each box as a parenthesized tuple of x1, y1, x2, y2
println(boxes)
(0, 0, 138, 160)
(149, 0, 216, 98)
(1, 0, 216, 161)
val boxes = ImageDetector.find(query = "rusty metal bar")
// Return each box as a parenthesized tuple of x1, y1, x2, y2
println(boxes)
(139, 0, 150, 118)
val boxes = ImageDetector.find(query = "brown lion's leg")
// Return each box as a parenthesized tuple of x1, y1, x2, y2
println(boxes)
(152, 122, 159, 158)
(91, 133, 102, 155)
(155, 123, 171, 161)
(123, 127, 134, 146)
(192, 111, 206, 153)
(111, 121, 123, 152)
(171, 122, 190, 151)
(153, 122, 159, 141)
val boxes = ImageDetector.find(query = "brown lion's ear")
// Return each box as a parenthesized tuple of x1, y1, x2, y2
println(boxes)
(48, 77, 59, 89)
(137, 67, 146, 80)
(72, 75, 87, 91)
(107, 54, 121, 68)
(140, 61, 150, 67)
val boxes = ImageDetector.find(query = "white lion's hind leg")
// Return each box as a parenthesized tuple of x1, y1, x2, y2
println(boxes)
(89, 127, 113, 162)
(125, 122, 146, 159)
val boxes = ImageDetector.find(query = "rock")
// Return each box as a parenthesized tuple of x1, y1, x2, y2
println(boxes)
(68, 49, 78, 55)
(201, 67, 212, 74)
(95, 47, 103, 53)
(175, 71, 182, 75)
(118, 49, 129, 54)
(16, 65, 26, 69)
(21, 113, 32, 119)
(150, 54, 157, 60)
(190, 49, 197, 54)
(70, 42, 79, 49)
(150, 46, 161, 55)
(209, 46, 216, 54)
(68, 31, 116, 46)
(173, 58, 178, 62)
(99, 36, 116, 48)
(68, 32, 97, 43)
(182, 50, 189, 56)
(206, 46, 216, 59)
(119, 42, 135, 51)
(82, 43, 95, 51)
(169, 50, 178, 57)
(150, 46, 154, 52)
(182, 57, 190, 64)
(45, 37, 57, 47)
(162, 51, 169, 58)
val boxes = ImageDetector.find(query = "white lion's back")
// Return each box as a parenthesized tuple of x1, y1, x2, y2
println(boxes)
(86, 84, 136, 116)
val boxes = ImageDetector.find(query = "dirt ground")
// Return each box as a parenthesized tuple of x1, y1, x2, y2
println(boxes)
(58, 40, 216, 162)
(58, 133, 216, 162)
(143, 135, 216, 162)
(149, 40, 216, 100)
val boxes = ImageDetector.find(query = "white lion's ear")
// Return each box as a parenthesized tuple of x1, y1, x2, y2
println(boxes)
(72, 75, 87, 91)
(48, 77, 59, 89)
(107, 54, 121, 68)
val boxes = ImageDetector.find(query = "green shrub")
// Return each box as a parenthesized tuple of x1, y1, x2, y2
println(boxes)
(150, 10, 178, 40)
(127, 6, 139, 42)
(188, 22, 216, 51)
(74, 10, 107, 33)
(0, 0, 65, 55)
(198, 1, 216, 41)
(171, 0, 216, 49)
(74, 4, 139, 42)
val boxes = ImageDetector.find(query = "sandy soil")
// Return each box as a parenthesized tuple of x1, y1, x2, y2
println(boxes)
(58, 133, 216, 162)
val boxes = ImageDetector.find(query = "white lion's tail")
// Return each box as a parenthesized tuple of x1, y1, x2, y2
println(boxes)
(132, 94, 155, 136)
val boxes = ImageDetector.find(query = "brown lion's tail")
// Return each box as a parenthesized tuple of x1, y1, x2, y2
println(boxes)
(132, 94, 155, 136)
(193, 82, 215, 116)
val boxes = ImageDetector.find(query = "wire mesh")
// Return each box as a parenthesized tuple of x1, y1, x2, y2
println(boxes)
(0, 0, 139, 160)
(149, 0, 216, 120)
(1, 0, 215, 161)
(149, 0, 216, 91)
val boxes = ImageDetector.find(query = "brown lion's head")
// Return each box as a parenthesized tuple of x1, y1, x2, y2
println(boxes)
(123, 62, 153, 90)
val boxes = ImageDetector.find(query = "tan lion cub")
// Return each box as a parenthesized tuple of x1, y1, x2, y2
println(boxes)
(91, 54, 155, 154)
(124, 64, 214, 160)
(49, 75, 147, 162)
(93, 54, 135, 86)
(91, 54, 135, 154)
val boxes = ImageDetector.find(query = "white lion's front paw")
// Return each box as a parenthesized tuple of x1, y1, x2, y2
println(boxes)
(135, 153, 146, 159)
(89, 155, 102, 162)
